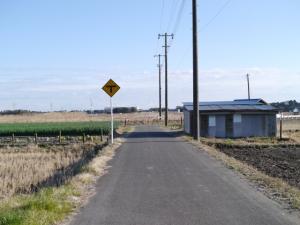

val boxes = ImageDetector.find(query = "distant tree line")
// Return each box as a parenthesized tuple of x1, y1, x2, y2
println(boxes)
(271, 100, 300, 112)
(148, 106, 183, 112)
(112, 107, 138, 114)
(0, 110, 41, 115)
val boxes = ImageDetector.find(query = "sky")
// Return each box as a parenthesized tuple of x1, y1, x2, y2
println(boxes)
(0, 0, 299, 111)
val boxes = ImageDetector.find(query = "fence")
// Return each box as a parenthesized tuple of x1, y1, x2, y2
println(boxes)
(0, 132, 109, 147)
(277, 117, 300, 132)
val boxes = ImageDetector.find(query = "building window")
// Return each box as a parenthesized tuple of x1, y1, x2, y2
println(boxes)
(209, 115, 216, 127)
(234, 114, 242, 123)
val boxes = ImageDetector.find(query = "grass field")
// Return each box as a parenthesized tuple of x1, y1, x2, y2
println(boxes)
(0, 112, 182, 123)
(0, 121, 119, 137)
(0, 140, 119, 225)
(0, 143, 102, 200)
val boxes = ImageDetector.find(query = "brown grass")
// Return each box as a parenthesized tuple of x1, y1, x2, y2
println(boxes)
(0, 143, 98, 200)
(0, 112, 182, 123)
(0, 137, 122, 225)
(201, 136, 296, 147)
(284, 131, 300, 144)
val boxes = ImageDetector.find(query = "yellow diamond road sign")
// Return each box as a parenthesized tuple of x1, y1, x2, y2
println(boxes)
(102, 79, 120, 97)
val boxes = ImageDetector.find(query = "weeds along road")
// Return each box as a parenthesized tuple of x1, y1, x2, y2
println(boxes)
(69, 125, 299, 225)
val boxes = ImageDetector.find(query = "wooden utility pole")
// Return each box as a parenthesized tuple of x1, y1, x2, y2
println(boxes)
(280, 112, 283, 140)
(154, 54, 164, 120)
(193, 0, 200, 140)
(158, 33, 174, 127)
(247, 74, 251, 100)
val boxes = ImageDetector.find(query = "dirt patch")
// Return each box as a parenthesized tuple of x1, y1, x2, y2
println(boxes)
(214, 145, 300, 188)
(284, 131, 300, 144)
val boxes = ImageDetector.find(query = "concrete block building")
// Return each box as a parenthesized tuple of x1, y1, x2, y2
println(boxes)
(183, 99, 278, 138)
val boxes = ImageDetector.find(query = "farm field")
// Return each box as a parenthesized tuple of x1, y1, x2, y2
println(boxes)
(201, 134, 300, 189)
(0, 111, 182, 123)
(0, 121, 115, 137)
(0, 142, 104, 200)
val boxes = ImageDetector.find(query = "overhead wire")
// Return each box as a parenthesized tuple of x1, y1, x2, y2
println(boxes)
(173, 0, 233, 69)
(169, 0, 187, 48)
(172, 0, 187, 35)
(156, 0, 186, 54)
(159, 0, 165, 33)
(199, 0, 232, 33)
(166, 0, 181, 32)
(156, 0, 166, 54)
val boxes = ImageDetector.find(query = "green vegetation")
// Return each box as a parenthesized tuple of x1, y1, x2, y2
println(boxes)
(0, 121, 120, 137)
(0, 186, 77, 225)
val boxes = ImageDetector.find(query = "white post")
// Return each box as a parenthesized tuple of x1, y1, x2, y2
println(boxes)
(110, 97, 114, 144)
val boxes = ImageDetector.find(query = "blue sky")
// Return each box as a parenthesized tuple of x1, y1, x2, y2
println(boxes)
(0, 0, 299, 111)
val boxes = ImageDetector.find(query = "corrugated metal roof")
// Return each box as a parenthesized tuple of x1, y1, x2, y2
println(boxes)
(183, 99, 278, 112)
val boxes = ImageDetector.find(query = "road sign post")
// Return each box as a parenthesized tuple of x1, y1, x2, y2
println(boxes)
(110, 96, 113, 144)
(102, 79, 120, 144)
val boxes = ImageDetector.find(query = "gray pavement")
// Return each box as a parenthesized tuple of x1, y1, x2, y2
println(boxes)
(69, 125, 299, 225)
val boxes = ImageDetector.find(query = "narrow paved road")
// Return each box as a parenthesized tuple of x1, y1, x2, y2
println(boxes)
(70, 126, 299, 225)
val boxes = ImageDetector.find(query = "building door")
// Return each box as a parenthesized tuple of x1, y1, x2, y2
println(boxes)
(200, 115, 209, 137)
(268, 115, 276, 136)
(225, 115, 233, 137)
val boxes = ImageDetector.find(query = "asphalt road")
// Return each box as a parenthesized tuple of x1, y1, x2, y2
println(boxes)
(69, 125, 299, 225)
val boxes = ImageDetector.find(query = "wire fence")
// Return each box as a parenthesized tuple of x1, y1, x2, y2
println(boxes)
(0, 133, 109, 147)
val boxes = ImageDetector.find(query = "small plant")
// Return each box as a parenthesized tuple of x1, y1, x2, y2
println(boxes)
(0, 186, 75, 225)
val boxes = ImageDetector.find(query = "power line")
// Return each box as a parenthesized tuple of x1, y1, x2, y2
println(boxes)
(169, 0, 187, 48)
(156, 0, 166, 53)
(173, 0, 233, 69)
(159, 0, 165, 33)
(172, 0, 187, 35)
(166, 0, 181, 32)
(199, 0, 232, 32)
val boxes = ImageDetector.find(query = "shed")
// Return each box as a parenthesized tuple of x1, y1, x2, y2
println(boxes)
(183, 99, 278, 138)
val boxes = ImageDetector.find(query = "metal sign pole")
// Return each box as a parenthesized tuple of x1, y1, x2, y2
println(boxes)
(110, 97, 114, 144)
(102, 78, 120, 145)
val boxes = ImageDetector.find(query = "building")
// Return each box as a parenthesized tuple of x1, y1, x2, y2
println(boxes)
(183, 99, 278, 138)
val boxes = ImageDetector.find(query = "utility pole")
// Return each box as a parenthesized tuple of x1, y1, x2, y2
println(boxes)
(158, 33, 174, 127)
(246, 74, 251, 100)
(154, 54, 164, 120)
(192, 0, 200, 140)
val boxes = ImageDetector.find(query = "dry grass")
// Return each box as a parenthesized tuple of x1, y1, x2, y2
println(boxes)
(0, 138, 122, 225)
(0, 143, 98, 200)
(0, 124, 129, 201)
(284, 131, 300, 144)
(71, 140, 120, 188)
(200, 136, 297, 148)
(0, 137, 121, 225)
(0, 112, 182, 123)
